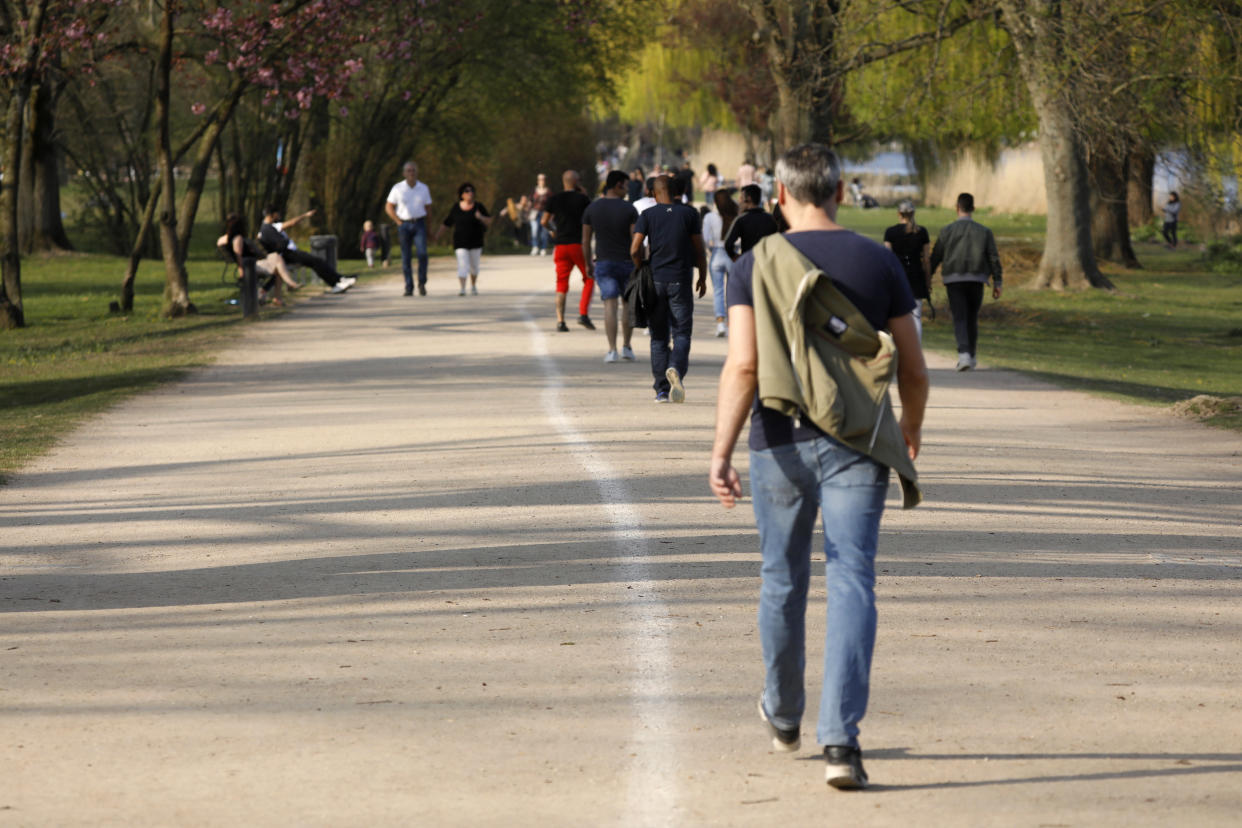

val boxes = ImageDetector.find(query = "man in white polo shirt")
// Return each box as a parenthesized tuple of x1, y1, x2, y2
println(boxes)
(385, 161, 433, 296)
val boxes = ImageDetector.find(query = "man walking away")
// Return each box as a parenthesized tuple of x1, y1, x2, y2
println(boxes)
(630, 175, 707, 403)
(709, 142, 927, 790)
(258, 207, 356, 294)
(542, 170, 596, 332)
(724, 185, 779, 261)
(929, 192, 1003, 370)
(385, 161, 433, 295)
(583, 170, 639, 363)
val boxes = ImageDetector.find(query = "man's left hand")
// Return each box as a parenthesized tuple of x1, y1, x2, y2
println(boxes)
(696, 277, 706, 298)
(993, 284, 1003, 300)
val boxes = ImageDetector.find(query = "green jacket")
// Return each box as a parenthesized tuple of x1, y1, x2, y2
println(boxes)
(930, 216, 1002, 284)
(750, 234, 921, 509)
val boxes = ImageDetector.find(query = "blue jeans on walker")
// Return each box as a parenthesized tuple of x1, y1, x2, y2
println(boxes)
(648, 279, 693, 394)
(709, 247, 730, 319)
(750, 436, 888, 748)
(529, 213, 549, 251)
(399, 218, 428, 292)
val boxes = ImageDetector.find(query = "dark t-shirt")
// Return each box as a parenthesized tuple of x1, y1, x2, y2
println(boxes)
(727, 230, 916, 450)
(883, 223, 931, 299)
(626, 179, 644, 203)
(583, 197, 638, 262)
(634, 202, 701, 283)
(257, 223, 290, 255)
(724, 208, 779, 257)
(544, 190, 592, 247)
(443, 202, 490, 250)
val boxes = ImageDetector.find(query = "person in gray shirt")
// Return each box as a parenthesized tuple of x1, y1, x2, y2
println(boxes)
(930, 192, 1002, 371)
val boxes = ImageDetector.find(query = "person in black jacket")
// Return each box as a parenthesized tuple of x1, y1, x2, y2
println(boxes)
(724, 185, 779, 261)
(259, 206, 356, 294)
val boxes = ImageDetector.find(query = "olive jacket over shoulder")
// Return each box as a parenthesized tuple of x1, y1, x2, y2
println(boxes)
(750, 234, 921, 509)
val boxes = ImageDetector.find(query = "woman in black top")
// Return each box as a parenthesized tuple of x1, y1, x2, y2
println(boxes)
(436, 182, 492, 296)
(220, 214, 300, 305)
(882, 199, 931, 338)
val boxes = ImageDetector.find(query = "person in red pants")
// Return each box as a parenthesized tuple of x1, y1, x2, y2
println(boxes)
(542, 170, 596, 332)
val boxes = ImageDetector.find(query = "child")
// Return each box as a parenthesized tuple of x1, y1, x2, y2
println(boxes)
(360, 220, 381, 268)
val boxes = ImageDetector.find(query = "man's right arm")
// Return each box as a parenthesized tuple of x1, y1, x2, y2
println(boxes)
(385, 201, 400, 225)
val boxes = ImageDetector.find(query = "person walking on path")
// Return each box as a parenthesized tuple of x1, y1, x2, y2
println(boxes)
(702, 190, 738, 338)
(630, 175, 707, 403)
(930, 192, 1003, 371)
(724, 185, 779, 261)
(258, 207, 356, 294)
(529, 173, 552, 255)
(583, 170, 639, 362)
(434, 183, 492, 296)
(385, 161, 433, 296)
(883, 199, 932, 339)
(1161, 191, 1181, 248)
(543, 170, 596, 332)
(709, 142, 928, 790)
(698, 163, 719, 204)
(737, 157, 756, 188)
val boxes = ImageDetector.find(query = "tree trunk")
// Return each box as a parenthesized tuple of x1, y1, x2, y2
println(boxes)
(19, 72, 73, 253)
(1028, 98, 1113, 289)
(1127, 147, 1155, 227)
(174, 82, 244, 265)
(1, 89, 29, 329)
(154, 2, 193, 318)
(1089, 151, 1139, 268)
(119, 177, 163, 313)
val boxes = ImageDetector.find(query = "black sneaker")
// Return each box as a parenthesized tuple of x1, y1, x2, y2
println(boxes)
(757, 698, 800, 753)
(578, 314, 595, 330)
(556, 321, 570, 332)
(824, 745, 869, 790)
(418, 284, 427, 296)
(403, 289, 413, 297)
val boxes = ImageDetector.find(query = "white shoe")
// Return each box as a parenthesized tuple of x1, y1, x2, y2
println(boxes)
(666, 367, 685, 403)
(956, 353, 972, 371)
(331, 277, 356, 294)
(471, 286, 478, 295)
(715, 321, 727, 337)
(621, 346, 636, 361)
(969, 354, 978, 369)
(458, 287, 466, 296)
(530, 248, 538, 256)
(604, 350, 619, 363)
(540, 248, 548, 256)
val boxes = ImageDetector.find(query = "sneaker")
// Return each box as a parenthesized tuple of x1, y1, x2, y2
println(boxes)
(654, 392, 670, 403)
(956, 352, 972, 372)
(530, 248, 539, 256)
(471, 286, 478, 296)
(665, 367, 685, 403)
(578, 314, 595, 330)
(969, 354, 978, 370)
(459, 287, 467, 296)
(556, 321, 569, 332)
(604, 350, 619, 363)
(331, 277, 356, 294)
(757, 698, 800, 753)
(621, 345, 636, 361)
(418, 284, 427, 296)
(824, 745, 869, 790)
(715, 321, 727, 338)
(403, 289, 413, 296)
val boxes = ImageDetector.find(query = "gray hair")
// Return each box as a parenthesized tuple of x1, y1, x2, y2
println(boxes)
(774, 143, 842, 210)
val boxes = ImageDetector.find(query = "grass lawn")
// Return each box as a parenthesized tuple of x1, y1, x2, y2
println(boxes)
(840, 205, 1242, 431)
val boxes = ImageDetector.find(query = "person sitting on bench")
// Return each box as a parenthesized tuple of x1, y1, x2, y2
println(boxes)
(258, 206, 357, 294)
(220, 214, 302, 305)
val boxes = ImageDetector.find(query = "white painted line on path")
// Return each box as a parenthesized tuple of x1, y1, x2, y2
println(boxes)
(522, 305, 679, 825)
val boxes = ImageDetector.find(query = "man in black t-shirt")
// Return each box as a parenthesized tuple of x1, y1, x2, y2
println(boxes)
(723, 185, 779, 261)
(541, 170, 595, 332)
(583, 170, 639, 362)
(630, 175, 707, 403)
(709, 143, 928, 791)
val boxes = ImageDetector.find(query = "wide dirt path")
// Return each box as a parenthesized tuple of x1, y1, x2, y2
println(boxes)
(3, 254, 1241, 827)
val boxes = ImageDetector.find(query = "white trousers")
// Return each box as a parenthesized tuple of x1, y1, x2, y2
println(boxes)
(455, 247, 482, 278)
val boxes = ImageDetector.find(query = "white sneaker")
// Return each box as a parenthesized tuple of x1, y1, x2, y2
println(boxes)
(666, 367, 685, 403)
(715, 321, 727, 337)
(471, 286, 478, 295)
(530, 248, 538, 256)
(621, 346, 636, 361)
(539, 248, 548, 256)
(956, 353, 972, 371)
(458, 287, 466, 296)
(331, 276, 356, 294)
(969, 354, 978, 369)
(604, 350, 619, 363)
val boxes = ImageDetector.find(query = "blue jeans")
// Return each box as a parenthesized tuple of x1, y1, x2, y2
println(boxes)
(709, 247, 730, 319)
(750, 437, 889, 748)
(648, 279, 693, 393)
(529, 213, 549, 251)
(399, 218, 428, 291)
